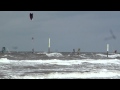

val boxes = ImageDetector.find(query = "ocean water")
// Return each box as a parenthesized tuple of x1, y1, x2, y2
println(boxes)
(0, 52, 120, 79)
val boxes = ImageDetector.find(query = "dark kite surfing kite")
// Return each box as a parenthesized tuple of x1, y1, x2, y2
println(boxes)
(105, 29, 116, 41)
(30, 13, 33, 20)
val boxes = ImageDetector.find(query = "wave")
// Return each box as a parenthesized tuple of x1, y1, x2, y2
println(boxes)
(8, 70, 120, 79)
(0, 58, 120, 66)
(96, 53, 120, 58)
(45, 53, 63, 57)
(0, 58, 120, 79)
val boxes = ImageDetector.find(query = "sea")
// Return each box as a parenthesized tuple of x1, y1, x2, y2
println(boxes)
(0, 51, 120, 79)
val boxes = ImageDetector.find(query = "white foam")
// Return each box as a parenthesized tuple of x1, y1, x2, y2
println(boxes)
(46, 53, 63, 57)
(2, 55, 14, 58)
(96, 53, 120, 58)
(108, 54, 120, 58)
(10, 70, 120, 79)
(43, 71, 120, 79)
(0, 58, 11, 64)
(83, 59, 120, 64)
(1, 58, 120, 79)
(0, 58, 120, 66)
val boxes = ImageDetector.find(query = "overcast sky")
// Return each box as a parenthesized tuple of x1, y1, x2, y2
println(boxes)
(0, 11, 120, 52)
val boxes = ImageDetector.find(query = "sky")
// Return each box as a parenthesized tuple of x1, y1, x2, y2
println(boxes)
(0, 11, 120, 52)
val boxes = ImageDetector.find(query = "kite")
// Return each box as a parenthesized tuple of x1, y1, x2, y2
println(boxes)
(30, 13, 33, 20)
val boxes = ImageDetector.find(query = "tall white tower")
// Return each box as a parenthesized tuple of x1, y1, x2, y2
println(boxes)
(48, 38, 50, 53)
(107, 44, 109, 57)
(32, 37, 34, 53)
